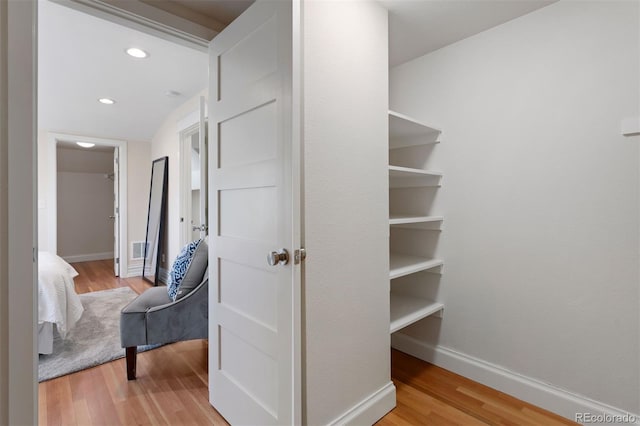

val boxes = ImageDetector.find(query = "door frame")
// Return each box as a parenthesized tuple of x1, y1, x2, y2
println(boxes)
(5, 0, 282, 422)
(179, 122, 200, 246)
(44, 133, 128, 277)
(177, 102, 207, 246)
(2, 0, 37, 423)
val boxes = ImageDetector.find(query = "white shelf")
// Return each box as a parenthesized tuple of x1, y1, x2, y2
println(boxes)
(389, 214, 444, 230)
(390, 293, 444, 333)
(389, 110, 441, 149)
(389, 253, 443, 279)
(389, 165, 442, 188)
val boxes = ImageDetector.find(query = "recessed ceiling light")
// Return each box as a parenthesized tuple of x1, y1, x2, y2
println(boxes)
(98, 98, 115, 105)
(126, 47, 148, 59)
(76, 142, 95, 148)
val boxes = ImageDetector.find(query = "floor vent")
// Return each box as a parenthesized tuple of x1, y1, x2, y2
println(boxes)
(132, 241, 149, 260)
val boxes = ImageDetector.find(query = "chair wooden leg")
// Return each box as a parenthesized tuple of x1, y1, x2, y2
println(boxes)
(126, 346, 137, 380)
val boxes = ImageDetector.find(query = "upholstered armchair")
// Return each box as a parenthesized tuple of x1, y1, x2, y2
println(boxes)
(120, 240, 208, 380)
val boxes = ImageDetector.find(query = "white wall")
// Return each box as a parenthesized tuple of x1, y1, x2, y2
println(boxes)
(149, 90, 205, 267)
(303, 1, 394, 424)
(126, 140, 152, 273)
(390, 0, 639, 416)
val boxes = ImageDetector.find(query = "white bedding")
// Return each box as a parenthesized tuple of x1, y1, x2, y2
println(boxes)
(38, 251, 84, 353)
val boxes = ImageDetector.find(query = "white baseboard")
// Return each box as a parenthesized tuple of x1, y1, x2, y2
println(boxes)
(391, 333, 640, 425)
(328, 382, 396, 426)
(126, 265, 168, 283)
(126, 263, 143, 278)
(158, 267, 169, 284)
(62, 252, 113, 263)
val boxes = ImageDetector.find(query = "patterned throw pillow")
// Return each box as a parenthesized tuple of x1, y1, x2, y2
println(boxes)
(167, 239, 202, 301)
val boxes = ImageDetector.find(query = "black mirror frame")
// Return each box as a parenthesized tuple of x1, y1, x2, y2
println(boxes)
(142, 156, 169, 286)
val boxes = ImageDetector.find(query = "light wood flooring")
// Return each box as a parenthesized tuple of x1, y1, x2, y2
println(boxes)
(38, 260, 576, 426)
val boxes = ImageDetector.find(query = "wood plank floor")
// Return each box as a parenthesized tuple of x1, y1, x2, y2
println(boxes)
(39, 260, 576, 425)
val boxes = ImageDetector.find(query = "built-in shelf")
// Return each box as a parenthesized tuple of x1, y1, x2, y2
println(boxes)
(389, 214, 444, 230)
(390, 252, 443, 279)
(389, 110, 441, 149)
(387, 109, 445, 335)
(389, 165, 442, 188)
(390, 293, 444, 333)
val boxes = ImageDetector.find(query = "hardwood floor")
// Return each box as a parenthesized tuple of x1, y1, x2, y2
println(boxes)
(39, 260, 228, 426)
(377, 350, 576, 426)
(39, 260, 576, 425)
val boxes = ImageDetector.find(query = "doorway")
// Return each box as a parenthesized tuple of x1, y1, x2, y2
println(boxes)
(44, 133, 128, 276)
(179, 97, 208, 246)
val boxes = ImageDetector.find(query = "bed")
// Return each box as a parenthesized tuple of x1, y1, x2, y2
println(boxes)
(38, 251, 84, 354)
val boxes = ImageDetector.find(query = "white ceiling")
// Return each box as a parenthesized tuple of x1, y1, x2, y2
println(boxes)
(38, 0, 208, 142)
(38, 0, 555, 143)
(381, 0, 557, 67)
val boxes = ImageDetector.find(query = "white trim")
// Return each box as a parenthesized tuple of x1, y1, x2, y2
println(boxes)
(291, 1, 303, 423)
(176, 105, 208, 133)
(62, 252, 114, 263)
(126, 261, 143, 278)
(328, 382, 396, 426)
(50, 0, 216, 52)
(158, 267, 169, 285)
(179, 122, 199, 246)
(391, 333, 640, 424)
(46, 133, 129, 277)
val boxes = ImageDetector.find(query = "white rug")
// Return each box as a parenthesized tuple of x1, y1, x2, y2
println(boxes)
(38, 286, 157, 382)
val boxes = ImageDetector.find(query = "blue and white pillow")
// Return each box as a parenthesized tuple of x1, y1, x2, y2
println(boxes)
(167, 239, 202, 301)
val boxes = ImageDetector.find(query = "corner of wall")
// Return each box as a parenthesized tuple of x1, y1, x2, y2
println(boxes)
(328, 382, 396, 426)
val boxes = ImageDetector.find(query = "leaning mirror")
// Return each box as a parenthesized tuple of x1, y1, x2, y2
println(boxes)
(143, 156, 169, 286)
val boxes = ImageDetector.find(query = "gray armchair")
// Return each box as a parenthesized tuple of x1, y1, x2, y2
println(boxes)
(120, 269, 208, 380)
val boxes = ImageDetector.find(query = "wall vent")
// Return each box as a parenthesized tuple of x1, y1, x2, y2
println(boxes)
(132, 241, 149, 260)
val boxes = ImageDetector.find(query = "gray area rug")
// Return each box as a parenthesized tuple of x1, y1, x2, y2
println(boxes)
(39, 286, 157, 382)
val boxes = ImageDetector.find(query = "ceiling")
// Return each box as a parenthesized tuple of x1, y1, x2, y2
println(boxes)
(38, 0, 209, 142)
(38, 0, 555, 143)
(382, 0, 556, 66)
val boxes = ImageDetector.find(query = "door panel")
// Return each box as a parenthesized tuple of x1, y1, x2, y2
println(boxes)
(218, 16, 278, 100)
(208, 1, 297, 425)
(219, 187, 277, 241)
(219, 259, 278, 329)
(219, 101, 277, 168)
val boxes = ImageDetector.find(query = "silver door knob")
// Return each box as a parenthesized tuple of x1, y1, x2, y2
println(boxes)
(267, 249, 289, 266)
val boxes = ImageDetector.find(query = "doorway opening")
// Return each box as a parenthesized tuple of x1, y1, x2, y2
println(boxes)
(179, 97, 208, 247)
(43, 133, 128, 277)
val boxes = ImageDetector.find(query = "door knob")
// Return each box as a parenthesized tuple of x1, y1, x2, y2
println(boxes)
(267, 249, 289, 266)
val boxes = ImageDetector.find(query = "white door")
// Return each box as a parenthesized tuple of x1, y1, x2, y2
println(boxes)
(208, 1, 300, 424)
(113, 147, 120, 276)
(197, 96, 208, 239)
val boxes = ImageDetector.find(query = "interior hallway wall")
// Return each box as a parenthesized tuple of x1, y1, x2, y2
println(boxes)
(390, 0, 639, 416)
(303, 1, 393, 423)
(149, 90, 205, 269)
